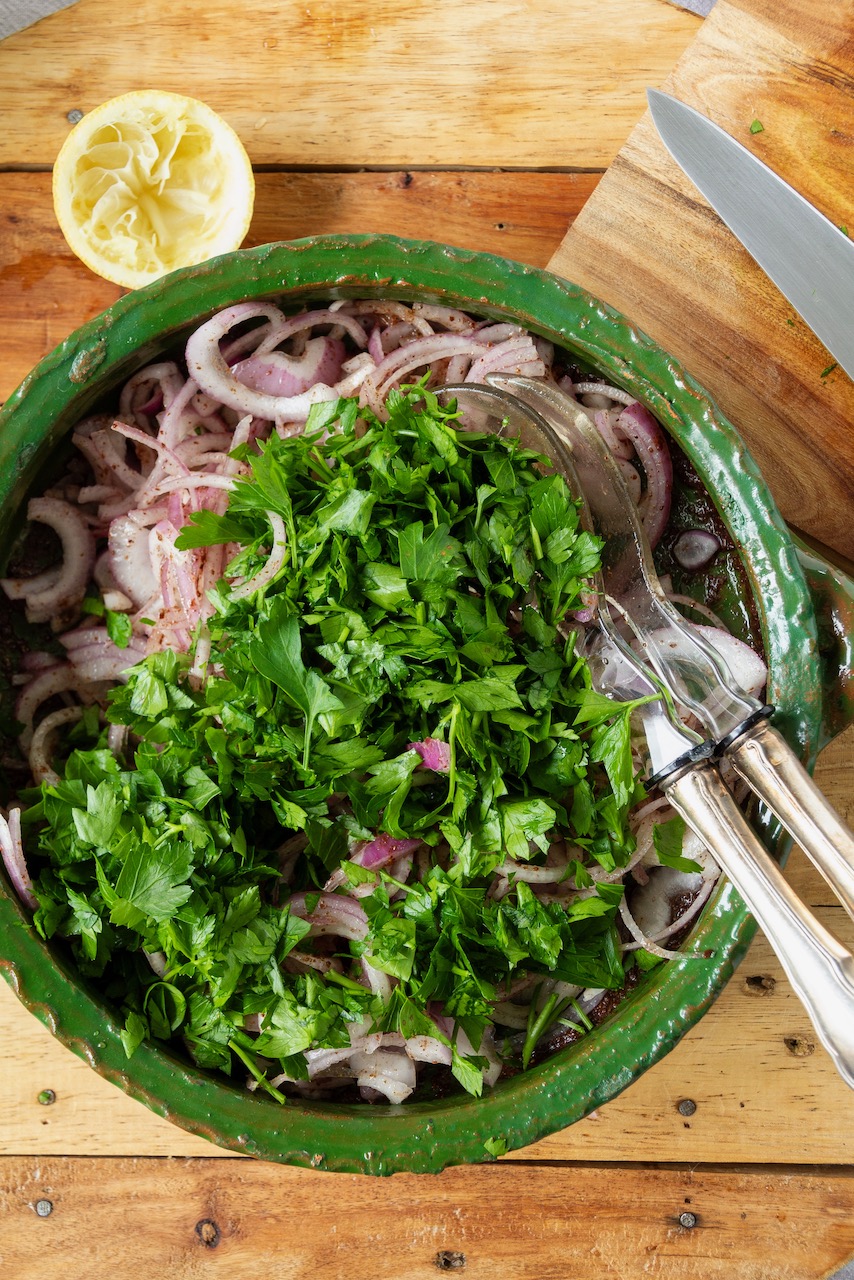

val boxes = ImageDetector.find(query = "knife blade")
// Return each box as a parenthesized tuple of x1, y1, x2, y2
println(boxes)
(646, 88, 854, 380)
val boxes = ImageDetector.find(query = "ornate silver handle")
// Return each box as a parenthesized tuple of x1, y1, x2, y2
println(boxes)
(726, 720, 854, 922)
(664, 761, 854, 1091)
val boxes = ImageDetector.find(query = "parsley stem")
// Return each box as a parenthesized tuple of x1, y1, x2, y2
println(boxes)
(522, 991, 560, 1069)
(323, 969, 371, 994)
(228, 1039, 288, 1104)
(570, 999, 594, 1031)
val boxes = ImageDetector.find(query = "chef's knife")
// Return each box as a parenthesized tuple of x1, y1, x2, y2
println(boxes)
(647, 88, 854, 380)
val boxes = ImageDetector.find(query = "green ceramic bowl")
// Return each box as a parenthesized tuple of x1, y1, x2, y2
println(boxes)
(1, 235, 852, 1174)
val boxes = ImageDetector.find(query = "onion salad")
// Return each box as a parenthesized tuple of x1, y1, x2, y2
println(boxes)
(0, 299, 767, 1104)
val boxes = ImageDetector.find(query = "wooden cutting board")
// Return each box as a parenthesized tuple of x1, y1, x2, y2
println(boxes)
(549, 0, 854, 563)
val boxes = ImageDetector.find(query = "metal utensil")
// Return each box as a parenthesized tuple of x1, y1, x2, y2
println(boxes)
(647, 88, 854, 380)
(443, 378, 854, 1090)
(490, 373, 854, 923)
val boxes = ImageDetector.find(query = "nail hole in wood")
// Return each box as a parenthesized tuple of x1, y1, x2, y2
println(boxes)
(743, 974, 776, 996)
(783, 1036, 815, 1057)
(435, 1251, 466, 1270)
(195, 1219, 221, 1249)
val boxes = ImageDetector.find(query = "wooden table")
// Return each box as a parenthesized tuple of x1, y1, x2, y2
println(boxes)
(1, 2, 853, 1277)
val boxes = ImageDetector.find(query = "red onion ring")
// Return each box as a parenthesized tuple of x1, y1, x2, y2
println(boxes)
(186, 302, 339, 422)
(0, 807, 37, 911)
(615, 402, 673, 549)
(2, 497, 95, 624)
(673, 528, 722, 572)
(229, 511, 287, 600)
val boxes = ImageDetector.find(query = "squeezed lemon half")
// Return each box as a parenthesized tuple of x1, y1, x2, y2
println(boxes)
(52, 90, 255, 290)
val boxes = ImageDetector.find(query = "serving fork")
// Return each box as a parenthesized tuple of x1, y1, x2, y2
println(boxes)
(441, 378, 854, 1091)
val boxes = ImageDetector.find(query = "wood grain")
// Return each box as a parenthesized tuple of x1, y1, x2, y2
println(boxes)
(0, 0, 699, 169)
(2, 728, 851, 1165)
(1, 1155, 853, 1280)
(0, 169, 599, 403)
(548, 0, 854, 560)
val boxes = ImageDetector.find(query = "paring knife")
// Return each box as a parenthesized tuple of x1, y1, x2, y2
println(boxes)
(647, 88, 854, 380)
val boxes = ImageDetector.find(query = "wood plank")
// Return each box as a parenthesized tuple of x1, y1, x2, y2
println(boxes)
(2, 730, 851, 1164)
(0, 0, 699, 168)
(547, 0, 854, 560)
(1, 1155, 853, 1280)
(0, 169, 599, 403)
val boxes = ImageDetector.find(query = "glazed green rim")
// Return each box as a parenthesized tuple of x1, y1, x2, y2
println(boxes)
(0, 235, 828, 1174)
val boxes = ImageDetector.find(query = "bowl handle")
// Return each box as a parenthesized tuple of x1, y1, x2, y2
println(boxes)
(793, 536, 854, 750)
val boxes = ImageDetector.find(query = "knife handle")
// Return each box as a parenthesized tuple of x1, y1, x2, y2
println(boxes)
(664, 761, 854, 1092)
(725, 720, 854, 923)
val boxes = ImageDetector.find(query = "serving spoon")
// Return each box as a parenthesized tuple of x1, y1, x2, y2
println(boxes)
(440, 379, 854, 1091)
(488, 373, 854, 924)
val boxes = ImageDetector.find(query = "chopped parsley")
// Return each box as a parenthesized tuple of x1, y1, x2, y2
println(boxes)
(23, 385, 653, 1099)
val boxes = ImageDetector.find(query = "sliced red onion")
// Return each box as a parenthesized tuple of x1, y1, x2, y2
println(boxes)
(361, 956, 395, 1003)
(593, 408, 634, 461)
(78, 484, 123, 506)
(465, 334, 545, 383)
(15, 664, 86, 750)
(338, 300, 434, 335)
(333, 352, 375, 398)
(287, 890, 369, 941)
(143, 948, 168, 977)
(19, 651, 62, 674)
(0, 807, 37, 911)
(498, 856, 570, 884)
(355, 833, 422, 872)
(365, 334, 485, 400)
(73, 428, 146, 492)
(283, 950, 344, 978)
(254, 309, 369, 354)
(2, 498, 95, 623)
(186, 302, 339, 422)
(28, 704, 84, 787)
(62, 627, 146, 682)
(690, 625, 768, 699)
(615, 402, 673, 548)
(617, 894, 683, 961)
(629, 865, 705, 940)
(111, 419, 189, 478)
(1, 563, 61, 600)
(666, 592, 728, 629)
(412, 303, 474, 330)
(408, 737, 452, 773)
(102, 589, 133, 613)
(404, 1034, 453, 1066)
(456, 1023, 501, 1087)
(107, 515, 160, 607)
(576, 987, 607, 1014)
(233, 336, 346, 400)
(673, 529, 722, 572)
(575, 381, 637, 407)
(349, 1048, 416, 1103)
(624, 874, 717, 952)
(229, 510, 287, 601)
(70, 651, 144, 684)
(107, 722, 129, 759)
(119, 362, 184, 426)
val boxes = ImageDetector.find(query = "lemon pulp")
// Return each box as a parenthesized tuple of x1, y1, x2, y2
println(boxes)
(53, 91, 255, 290)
